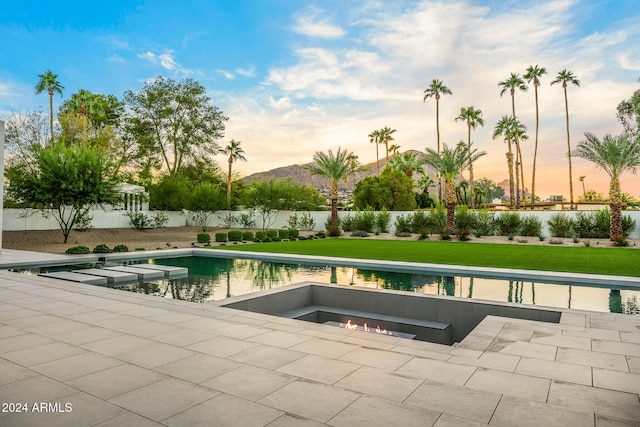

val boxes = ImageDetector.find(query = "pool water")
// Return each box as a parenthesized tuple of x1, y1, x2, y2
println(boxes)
(105, 256, 640, 315)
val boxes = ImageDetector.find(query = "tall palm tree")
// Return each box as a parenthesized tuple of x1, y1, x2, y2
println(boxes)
(424, 79, 453, 202)
(578, 175, 586, 198)
(423, 142, 486, 234)
(388, 151, 424, 178)
(379, 126, 397, 163)
(455, 106, 485, 208)
(498, 73, 527, 208)
(388, 144, 401, 155)
(493, 116, 517, 208)
(34, 70, 64, 144)
(417, 174, 435, 200)
(524, 64, 547, 209)
(305, 147, 359, 230)
(551, 69, 581, 209)
(368, 129, 382, 175)
(221, 139, 246, 209)
(575, 133, 640, 240)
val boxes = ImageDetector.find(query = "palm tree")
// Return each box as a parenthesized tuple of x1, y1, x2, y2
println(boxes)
(368, 129, 382, 175)
(551, 69, 581, 209)
(34, 70, 64, 144)
(579, 175, 586, 198)
(493, 116, 517, 208)
(575, 133, 640, 240)
(388, 151, 424, 178)
(388, 144, 401, 156)
(424, 79, 453, 201)
(417, 174, 435, 199)
(305, 147, 359, 230)
(524, 65, 547, 209)
(455, 106, 485, 208)
(221, 139, 246, 209)
(379, 126, 397, 163)
(498, 73, 527, 208)
(423, 142, 487, 234)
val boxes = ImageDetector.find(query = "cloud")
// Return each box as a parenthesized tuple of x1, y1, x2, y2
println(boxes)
(291, 7, 345, 38)
(137, 51, 194, 76)
(235, 66, 255, 77)
(108, 54, 126, 63)
(217, 69, 235, 80)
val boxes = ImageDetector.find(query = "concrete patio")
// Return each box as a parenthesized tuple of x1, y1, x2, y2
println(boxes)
(0, 249, 639, 426)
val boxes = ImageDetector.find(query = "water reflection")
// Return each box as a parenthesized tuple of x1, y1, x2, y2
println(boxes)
(88, 257, 640, 314)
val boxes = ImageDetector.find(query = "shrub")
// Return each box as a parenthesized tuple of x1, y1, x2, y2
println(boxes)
(255, 231, 267, 241)
(288, 228, 300, 239)
(374, 208, 391, 233)
(92, 244, 111, 253)
(74, 209, 93, 232)
(454, 206, 476, 240)
(496, 212, 521, 236)
(197, 232, 211, 244)
(152, 211, 169, 228)
(622, 215, 637, 238)
(353, 208, 376, 233)
(351, 230, 369, 237)
(298, 212, 316, 231)
(547, 213, 574, 238)
(520, 215, 543, 237)
(394, 215, 412, 236)
(215, 232, 228, 243)
(613, 236, 629, 247)
(474, 209, 495, 237)
(573, 211, 596, 238)
(340, 213, 354, 232)
(65, 245, 90, 255)
(278, 229, 290, 240)
(219, 212, 238, 228)
(228, 230, 243, 242)
(124, 211, 153, 230)
(134, 247, 146, 251)
(326, 224, 342, 237)
(112, 244, 129, 253)
(430, 204, 447, 235)
(271, 236, 282, 242)
(410, 211, 429, 234)
(238, 210, 256, 228)
(266, 230, 278, 238)
(242, 231, 254, 241)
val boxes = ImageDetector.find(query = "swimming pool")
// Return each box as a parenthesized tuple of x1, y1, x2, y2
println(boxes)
(101, 254, 639, 314)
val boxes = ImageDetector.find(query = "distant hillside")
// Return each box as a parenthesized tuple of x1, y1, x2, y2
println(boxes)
(241, 150, 438, 192)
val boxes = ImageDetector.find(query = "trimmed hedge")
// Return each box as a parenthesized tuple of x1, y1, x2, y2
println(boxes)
(288, 228, 300, 239)
(255, 231, 267, 241)
(228, 230, 243, 242)
(242, 231, 254, 241)
(112, 244, 129, 253)
(65, 245, 90, 255)
(92, 244, 111, 253)
(215, 232, 228, 243)
(266, 230, 278, 238)
(197, 232, 211, 244)
(278, 229, 290, 240)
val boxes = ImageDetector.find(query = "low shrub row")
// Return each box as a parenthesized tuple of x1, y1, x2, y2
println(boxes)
(65, 244, 130, 255)
(199, 228, 302, 244)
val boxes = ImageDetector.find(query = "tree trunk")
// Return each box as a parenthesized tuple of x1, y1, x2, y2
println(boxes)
(48, 89, 54, 145)
(609, 178, 623, 240)
(331, 181, 339, 228)
(445, 179, 456, 234)
(436, 98, 442, 203)
(467, 121, 474, 209)
(564, 85, 575, 209)
(506, 150, 515, 209)
(227, 157, 233, 209)
(531, 83, 540, 209)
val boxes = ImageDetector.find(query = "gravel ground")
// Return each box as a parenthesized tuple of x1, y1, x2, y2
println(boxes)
(2, 226, 636, 255)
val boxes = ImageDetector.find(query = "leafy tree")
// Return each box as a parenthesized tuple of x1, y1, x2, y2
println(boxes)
(575, 133, 640, 240)
(455, 106, 484, 208)
(221, 139, 247, 208)
(353, 167, 417, 211)
(5, 144, 118, 242)
(60, 90, 125, 129)
(4, 109, 49, 163)
(34, 70, 64, 144)
(499, 73, 528, 207)
(474, 177, 505, 204)
(423, 142, 487, 234)
(524, 64, 547, 209)
(387, 151, 424, 178)
(551, 69, 581, 209)
(149, 174, 191, 210)
(617, 78, 640, 138)
(124, 76, 228, 177)
(187, 183, 227, 231)
(242, 178, 325, 229)
(305, 147, 359, 230)
(423, 79, 453, 201)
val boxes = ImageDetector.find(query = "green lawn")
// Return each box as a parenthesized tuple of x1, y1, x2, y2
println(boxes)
(213, 239, 640, 277)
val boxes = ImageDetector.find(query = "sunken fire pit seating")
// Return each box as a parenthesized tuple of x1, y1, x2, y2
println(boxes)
(219, 282, 562, 345)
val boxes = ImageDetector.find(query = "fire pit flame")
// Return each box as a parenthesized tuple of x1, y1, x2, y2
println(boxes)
(344, 319, 392, 336)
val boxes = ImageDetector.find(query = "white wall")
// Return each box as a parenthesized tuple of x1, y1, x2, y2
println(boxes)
(3, 208, 639, 238)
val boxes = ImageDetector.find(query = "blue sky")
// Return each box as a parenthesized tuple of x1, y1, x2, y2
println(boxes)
(1, 0, 639, 198)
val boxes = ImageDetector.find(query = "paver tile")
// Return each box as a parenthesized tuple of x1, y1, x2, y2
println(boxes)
(81, 335, 156, 356)
(0, 358, 39, 385)
(563, 327, 621, 342)
(149, 328, 213, 347)
(334, 366, 423, 402)
(248, 330, 312, 348)
(395, 357, 476, 385)
(290, 337, 359, 359)
(1, 341, 86, 367)
(155, 353, 242, 383)
(65, 363, 167, 400)
(448, 352, 520, 372)
(258, 380, 361, 423)
(405, 380, 501, 424)
(620, 332, 640, 344)
(465, 367, 550, 402)
(93, 411, 164, 427)
(556, 347, 629, 371)
(0, 332, 56, 353)
(490, 395, 593, 427)
(548, 380, 640, 422)
(267, 413, 326, 426)
(30, 351, 123, 381)
(201, 365, 296, 400)
(54, 326, 123, 345)
(113, 341, 194, 368)
(433, 413, 487, 426)
(595, 414, 640, 427)
(492, 340, 557, 360)
(338, 346, 413, 371)
(164, 393, 283, 426)
(530, 332, 592, 350)
(0, 375, 77, 403)
(108, 378, 218, 422)
(592, 339, 640, 357)
(328, 395, 440, 427)
(515, 357, 592, 385)
(627, 356, 640, 374)
(277, 354, 360, 384)
(593, 368, 640, 394)
(229, 344, 306, 370)
(185, 335, 260, 358)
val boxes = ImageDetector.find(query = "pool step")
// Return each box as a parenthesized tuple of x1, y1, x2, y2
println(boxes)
(40, 271, 108, 285)
(126, 264, 188, 278)
(103, 266, 166, 280)
(72, 268, 138, 284)
(39, 264, 188, 285)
